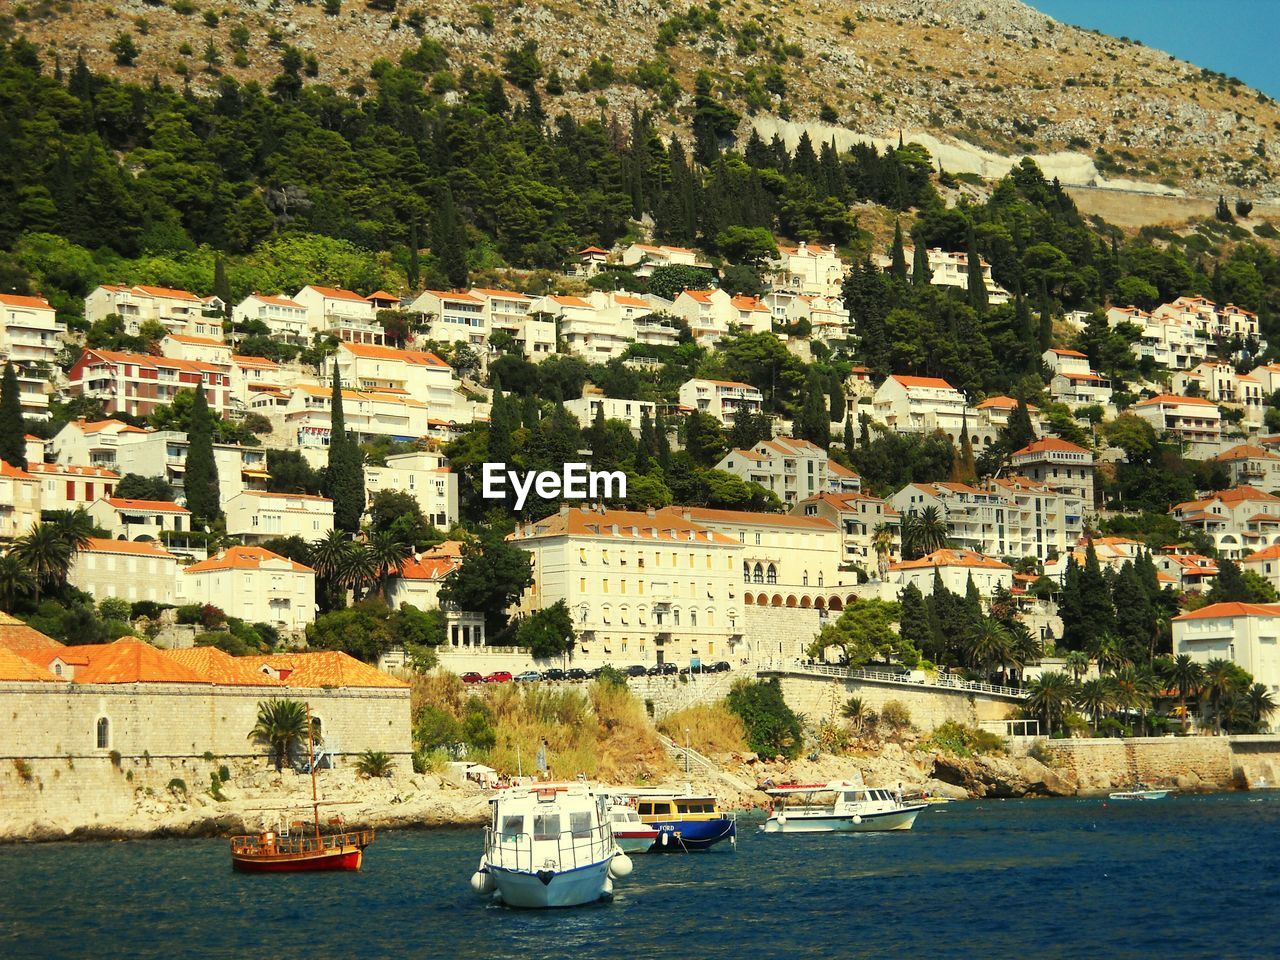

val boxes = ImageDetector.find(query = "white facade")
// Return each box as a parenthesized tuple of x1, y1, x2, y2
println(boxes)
(88, 496, 191, 541)
(25, 463, 119, 513)
(273, 383, 433, 447)
(1173, 602, 1280, 697)
(565, 395, 658, 437)
(885, 549, 1013, 598)
(364, 450, 459, 529)
(1107, 305, 1210, 371)
(1133, 394, 1222, 446)
(0, 462, 40, 540)
(85, 284, 224, 338)
(872, 375, 975, 440)
(1043, 349, 1113, 407)
(716, 437, 830, 505)
(223, 490, 334, 542)
(1010, 438, 1096, 507)
(671, 289, 772, 345)
(620, 243, 704, 277)
(1171, 486, 1280, 560)
(768, 242, 845, 298)
(68, 537, 180, 605)
(1171, 363, 1264, 424)
(335, 342, 461, 414)
(0, 293, 64, 419)
(678, 378, 764, 425)
(233, 292, 311, 342)
(178, 546, 316, 632)
(793, 492, 899, 574)
(292, 285, 382, 344)
(877, 248, 1010, 304)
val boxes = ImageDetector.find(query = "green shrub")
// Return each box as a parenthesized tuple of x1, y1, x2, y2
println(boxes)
(218, 764, 231, 782)
(355, 750, 395, 779)
(725, 678, 804, 759)
(413, 705, 462, 753)
(109, 750, 122, 768)
(923, 720, 1005, 758)
(594, 665, 628, 689)
(879, 700, 913, 732)
(176, 604, 203, 625)
(412, 747, 449, 775)
(1027, 739, 1059, 766)
(167, 777, 188, 796)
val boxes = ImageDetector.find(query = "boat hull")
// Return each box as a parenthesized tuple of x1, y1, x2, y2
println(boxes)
(648, 818, 736, 851)
(760, 806, 925, 833)
(1109, 790, 1169, 801)
(488, 858, 613, 908)
(614, 829, 660, 854)
(232, 847, 364, 872)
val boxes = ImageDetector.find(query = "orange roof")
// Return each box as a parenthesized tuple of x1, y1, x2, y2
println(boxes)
(730, 295, 768, 312)
(550, 294, 592, 308)
(1244, 545, 1280, 562)
(613, 294, 649, 307)
(242, 652, 408, 689)
(579, 246, 609, 255)
(471, 287, 532, 301)
(162, 646, 284, 686)
(0, 647, 60, 682)
(26, 462, 119, 479)
(0, 460, 35, 479)
(1214, 444, 1278, 462)
(0, 293, 53, 310)
(682, 289, 716, 303)
(518, 508, 740, 545)
(77, 419, 148, 435)
(249, 292, 304, 308)
(365, 290, 400, 302)
(424, 290, 484, 303)
(81, 537, 178, 558)
(104, 498, 190, 513)
(1174, 602, 1280, 621)
(70, 639, 212, 684)
(0, 612, 64, 653)
(890, 374, 955, 390)
(304, 285, 368, 302)
(1012, 437, 1091, 456)
(237, 491, 333, 503)
(1048, 348, 1088, 358)
(698, 378, 758, 391)
(397, 553, 460, 580)
(339, 342, 450, 367)
(827, 460, 860, 479)
(1135, 393, 1218, 407)
(661, 506, 838, 531)
(889, 548, 1011, 572)
(1215, 485, 1280, 505)
(133, 285, 201, 302)
(231, 354, 281, 369)
(165, 334, 227, 347)
(184, 545, 314, 575)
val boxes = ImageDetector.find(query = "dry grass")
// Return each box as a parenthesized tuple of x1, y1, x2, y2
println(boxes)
(657, 702, 749, 756)
(409, 671, 466, 720)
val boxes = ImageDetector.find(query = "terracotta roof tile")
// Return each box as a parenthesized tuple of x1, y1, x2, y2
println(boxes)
(0, 612, 64, 652)
(242, 652, 408, 688)
(184, 545, 314, 574)
(0, 647, 60, 681)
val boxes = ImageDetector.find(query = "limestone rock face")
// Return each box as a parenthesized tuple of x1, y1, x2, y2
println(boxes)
(931, 753, 1077, 798)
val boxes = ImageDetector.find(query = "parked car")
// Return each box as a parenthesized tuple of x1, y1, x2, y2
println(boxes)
(647, 662, 678, 676)
(514, 670, 541, 682)
(623, 665, 648, 677)
(710, 661, 732, 673)
(483, 671, 513, 683)
(461, 671, 484, 684)
(541, 668, 566, 681)
(566, 667, 589, 681)
(586, 666, 605, 679)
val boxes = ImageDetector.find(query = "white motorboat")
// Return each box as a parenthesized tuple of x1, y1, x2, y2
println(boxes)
(759, 780, 927, 833)
(1108, 788, 1170, 801)
(607, 802, 660, 854)
(470, 782, 632, 908)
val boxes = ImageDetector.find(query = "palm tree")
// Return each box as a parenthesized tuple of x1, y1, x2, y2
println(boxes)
(1075, 678, 1112, 732)
(310, 529, 354, 607)
(1203, 658, 1239, 735)
(248, 698, 309, 772)
(1088, 633, 1128, 675)
(1064, 650, 1089, 682)
(871, 523, 895, 580)
(915, 506, 949, 556)
(339, 546, 378, 601)
(355, 749, 395, 779)
(1109, 665, 1157, 736)
(965, 617, 1012, 682)
(1006, 622, 1042, 687)
(53, 507, 95, 554)
(365, 531, 413, 600)
(1247, 683, 1277, 732)
(1026, 671, 1077, 738)
(0, 552, 35, 612)
(1166, 654, 1205, 734)
(1219, 692, 1254, 735)
(12, 523, 73, 604)
(841, 696, 869, 736)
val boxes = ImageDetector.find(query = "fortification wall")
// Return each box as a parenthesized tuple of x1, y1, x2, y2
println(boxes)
(1047, 737, 1236, 792)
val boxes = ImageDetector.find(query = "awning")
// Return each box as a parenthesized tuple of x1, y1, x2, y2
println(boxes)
(241, 469, 272, 479)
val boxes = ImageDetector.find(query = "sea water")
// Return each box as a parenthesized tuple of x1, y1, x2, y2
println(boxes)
(4, 793, 1279, 959)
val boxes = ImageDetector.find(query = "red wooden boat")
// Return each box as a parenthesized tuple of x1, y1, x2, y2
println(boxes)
(231, 704, 374, 873)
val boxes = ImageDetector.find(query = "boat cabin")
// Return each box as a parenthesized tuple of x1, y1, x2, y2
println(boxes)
(636, 796, 722, 822)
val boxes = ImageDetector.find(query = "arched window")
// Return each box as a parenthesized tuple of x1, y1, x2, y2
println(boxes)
(743, 561, 751, 583)
(818, 572, 824, 587)
(96, 717, 110, 749)
(673, 608, 680, 626)
(690, 610, 697, 627)
(766, 564, 778, 585)
(802, 570, 809, 586)
(752, 563, 764, 584)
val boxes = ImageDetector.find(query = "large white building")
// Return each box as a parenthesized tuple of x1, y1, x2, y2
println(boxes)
(1133, 393, 1222, 449)
(620, 243, 706, 277)
(232, 293, 310, 343)
(565, 394, 658, 437)
(68, 537, 180, 605)
(292, 285, 383, 344)
(768, 242, 845, 298)
(0, 293, 64, 419)
(877, 247, 1010, 304)
(886, 548, 1013, 598)
(715, 437, 830, 505)
(223, 490, 334, 542)
(671, 289, 772, 345)
(512, 506, 744, 666)
(364, 450, 459, 529)
(269, 383, 433, 447)
(334, 342, 460, 414)
(1043, 348, 1112, 408)
(872, 375, 975, 441)
(678, 378, 764, 425)
(1172, 362, 1264, 425)
(84, 284, 224, 339)
(1170, 486, 1280, 560)
(1173, 602, 1280, 698)
(1010, 437, 1096, 507)
(793, 491, 899, 576)
(178, 546, 317, 632)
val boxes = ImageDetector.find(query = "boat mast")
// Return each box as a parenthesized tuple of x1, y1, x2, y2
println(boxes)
(306, 702, 320, 843)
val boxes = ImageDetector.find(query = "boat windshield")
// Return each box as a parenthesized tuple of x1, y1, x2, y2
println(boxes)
(533, 814, 561, 840)
(611, 810, 638, 823)
(570, 811, 593, 838)
(501, 815, 524, 839)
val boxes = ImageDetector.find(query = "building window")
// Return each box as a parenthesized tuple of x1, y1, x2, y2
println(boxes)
(752, 563, 764, 584)
(690, 610, 697, 627)
(766, 564, 777, 585)
(96, 717, 110, 749)
(743, 562, 751, 583)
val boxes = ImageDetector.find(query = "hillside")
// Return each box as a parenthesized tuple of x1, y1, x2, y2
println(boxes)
(11, 0, 1280, 198)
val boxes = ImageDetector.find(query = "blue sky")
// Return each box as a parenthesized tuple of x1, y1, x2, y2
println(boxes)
(1027, 0, 1279, 99)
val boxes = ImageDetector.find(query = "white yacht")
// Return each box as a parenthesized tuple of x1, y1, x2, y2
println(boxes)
(607, 802, 660, 854)
(760, 780, 927, 833)
(470, 783, 632, 908)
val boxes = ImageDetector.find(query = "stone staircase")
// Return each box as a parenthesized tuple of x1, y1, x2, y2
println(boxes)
(656, 734, 756, 793)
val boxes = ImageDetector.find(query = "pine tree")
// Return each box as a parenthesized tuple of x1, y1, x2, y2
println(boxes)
(407, 221, 421, 289)
(1059, 555, 1086, 651)
(1078, 540, 1116, 642)
(212, 257, 232, 319)
(966, 225, 988, 313)
(183, 381, 221, 522)
(842, 415, 854, 453)
(433, 185, 469, 289)
(1037, 279, 1053, 351)
(487, 376, 514, 466)
(0, 362, 25, 468)
(654, 408, 671, 468)
(911, 239, 931, 288)
(1003, 397, 1037, 453)
(325, 363, 365, 532)
(889, 220, 908, 284)
(587, 403, 609, 469)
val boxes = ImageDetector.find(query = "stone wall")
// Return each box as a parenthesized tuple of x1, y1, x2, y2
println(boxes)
(1047, 736, 1236, 792)
(744, 605, 823, 662)
(0, 681, 412, 763)
(766, 670, 1021, 733)
(626, 673, 737, 719)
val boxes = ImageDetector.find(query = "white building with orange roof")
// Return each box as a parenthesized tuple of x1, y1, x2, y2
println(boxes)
(792, 491, 898, 575)
(871, 374, 975, 440)
(68, 537, 180, 605)
(893, 481, 1003, 556)
(50, 417, 151, 471)
(671, 288, 772, 344)
(407, 289, 488, 351)
(1172, 362, 1264, 424)
(233, 292, 310, 342)
(565, 393, 658, 437)
(886, 548, 1013, 598)
(1133, 393, 1222, 452)
(763, 290, 851, 340)
(876, 247, 1010, 304)
(334, 341, 460, 412)
(1240, 545, 1280, 594)
(385, 540, 462, 611)
(1174, 602, 1280, 696)
(101, 430, 270, 504)
(1107, 304, 1210, 371)
(827, 459, 862, 493)
(513, 505, 744, 665)
(1154, 295, 1262, 344)
(178, 546, 316, 631)
(620, 243, 706, 276)
(0, 461, 40, 539)
(1170, 486, 1280, 559)
(363, 450, 459, 529)
(159, 333, 231, 365)
(0, 292, 63, 419)
(85, 284, 224, 338)
(1212, 444, 1280, 491)
(678, 377, 764, 425)
(530, 290, 663, 359)
(715, 436, 830, 505)
(572, 245, 610, 278)
(470, 287, 556, 359)
(25, 462, 118, 513)
(1010, 437, 1096, 506)
(65, 348, 234, 418)
(229, 353, 285, 407)
(293, 284, 382, 344)
(276, 383, 433, 447)
(768, 241, 845, 297)
(985, 475, 1085, 561)
(88, 496, 192, 543)
(224, 490, 334, 542)
(1043, 348, 1113, 408)
(973, 396, 1040, 449)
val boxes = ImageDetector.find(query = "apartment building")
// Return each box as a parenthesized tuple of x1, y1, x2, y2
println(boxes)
(179, 546, 316, 632)
(364, 450, 459, 529)
(886, 548, 1013, 598)
(678, 378, 765, 425)
(792, 491, 898, 575)
(876, 247, 1010, 304)
(88, 496, 192, 542)
(1106, 305, 1210, 371)
(292, 285, 383, 345)
(1174, 602, 1280, 694)
(620, 243, 707, 277)
(715, 436, 830, 505)
(232, 292, 310, 343)
(1132, 394, 1222, 449)
(68, 538, 180, 605)
(1212, 444, 1280, 491)
(1172, 362, 1264, 424)
(0, 293, 63, 419)
(335, 342, 459, 413)
(25, 463, 119, 513)
(409, 289, 488, 351)
(1170, 485, 1280, 560)
(65, 348, 234, 418)
(671, 289, 772, 344)
(565, 394, 658, 437)
(0, 461, 40, 540)
(84, 285, 225, 338)
(51, 418, 151, 471)
(471, 288, 556, 360)
(768, 242, 846, 298)
(224, 490, 334, 542)
(274, 384, 432, 447)
(106, 430, 270, 503)
(1010, 437, 1097, 507)
(1043, 348, 1113, 408)
(871, 375, 975, 440)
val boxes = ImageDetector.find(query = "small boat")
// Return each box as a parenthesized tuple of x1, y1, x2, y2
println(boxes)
(1109, 788, 1170, 801)
(608, 802, 660, 854)
(635, 793, 737, 851)
(231, 703, 373, 872)
(759, 780, 927, 833)
(471, 782, 632, 908)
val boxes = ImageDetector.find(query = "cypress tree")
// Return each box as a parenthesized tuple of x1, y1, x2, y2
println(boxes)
(487, 376, 514, 467)
(325, 363, 366, 532)
(0, 362, 26, 469)
(587, 403, 609, 469)
(1113, 561, 1153, 651)
(212, 257, 232, 319)
(966, 225, 988, 313)
(1003, 398, 1036, 453)
(959, 416, 977, 481)
(407, 221, 421, 290)
(433, 185, 469, 289)
(1059, 555, 1086, 650)
(183, 381, 221, 522)
(654, 408, 671, 468)
(911, 238, 931, 288)
(638, 408, 656, 461)
(898, 582, 937, 661)
(1037, 279, 1053, 351)
(1078, 540, 1116, 643)
(842, 415, 854, 453)
(889, 220, 908, 284)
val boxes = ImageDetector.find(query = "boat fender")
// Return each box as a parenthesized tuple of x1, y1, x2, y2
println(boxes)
(661, 831, 668, 846)
(777, 812, 786, 825)
(852, 815, 862, 824)
(609, 853, 633, 879)
(470, 870, 494, 895)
